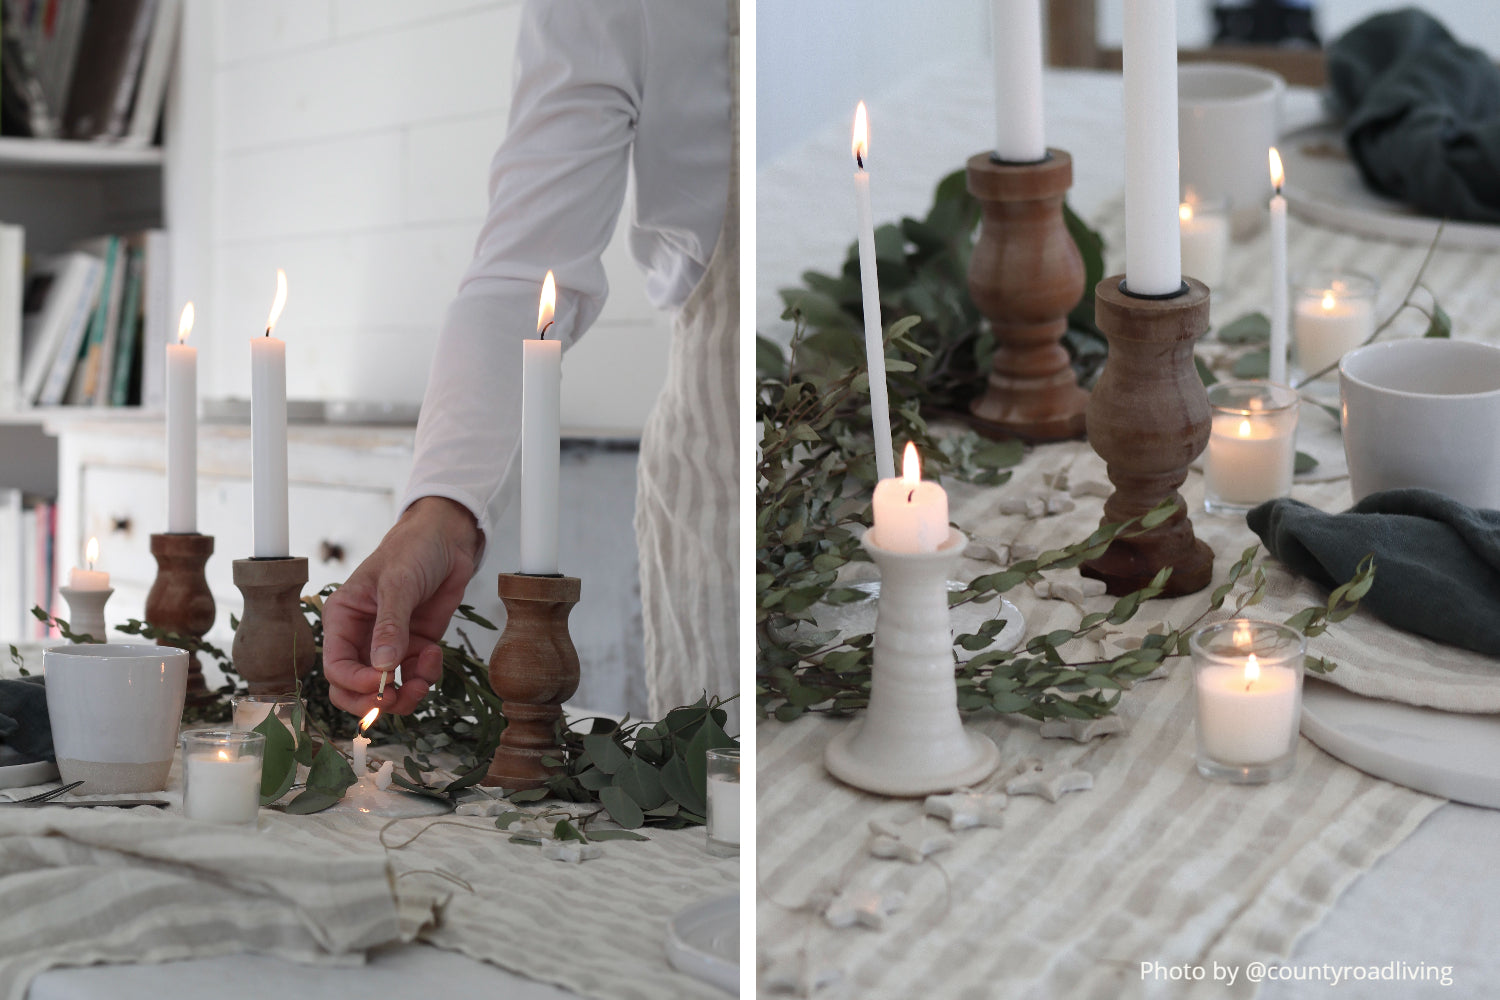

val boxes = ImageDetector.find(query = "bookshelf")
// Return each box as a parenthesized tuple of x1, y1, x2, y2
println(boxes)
(0, 137, 163, 169)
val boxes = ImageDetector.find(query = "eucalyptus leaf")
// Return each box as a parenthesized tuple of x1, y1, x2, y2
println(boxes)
(1294, 450, 1318, 474)
(254, 714, 298, 805)
(599, 785, 645, 829)
(1217, 312, 1271, 344)
(586, 829, 650, 842)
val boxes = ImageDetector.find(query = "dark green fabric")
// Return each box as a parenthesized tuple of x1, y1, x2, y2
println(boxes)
(1326, 8, 1500, 223)
(1247, 489, 1500, 657)
(0, 676, 52, 759)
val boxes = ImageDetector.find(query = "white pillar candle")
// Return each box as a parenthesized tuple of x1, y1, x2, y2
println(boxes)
(165, 303, 197, 533)
(1205, 413, 1295, 505)
(1294, 290, 1375, 376)
(872, 442, 949, 554)
(853, 102, 895, 483)
(251, 270, 289, 558)
(520, 271, 561, 576)
(991, 0, 1046, 162)
(352, 707, 378, 779)
(707, 774, 740, 845)
(1195, 657, 1299, 764)
(1178, 201, 1228, 289)
(183, 750, 262, 824)
(1269, 149, 1289, 385)
(68, 537, 109, 590)
(1122, 0, 1183, 296)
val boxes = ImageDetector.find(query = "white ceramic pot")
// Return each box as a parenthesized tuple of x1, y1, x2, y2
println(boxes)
(1178, 63, 1284, 239)
(42, 643, 189, 793)
(1340, 339, 1500, 509)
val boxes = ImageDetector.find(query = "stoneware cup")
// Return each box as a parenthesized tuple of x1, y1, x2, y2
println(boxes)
(1340, 339, 1500, 509)
(1178, 63, 1284, 239)
(42, 643, 189, 793)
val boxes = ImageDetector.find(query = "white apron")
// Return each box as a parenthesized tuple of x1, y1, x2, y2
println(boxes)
(635, 0, 739, 718)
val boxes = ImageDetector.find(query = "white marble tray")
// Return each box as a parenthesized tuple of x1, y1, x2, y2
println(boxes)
(665, 893, 737, 994)
(1300, 678, 1500, 808)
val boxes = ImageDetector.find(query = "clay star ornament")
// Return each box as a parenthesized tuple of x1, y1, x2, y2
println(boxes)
(867, 815, 955, 863)
(923, 789, 1007, 830)
(762, 943, 846, 996)
(1038, 716, 1125, 743)
(1004, 757, 1093, 802)
(539, 840, 603, 863)
(823, 885, 905, 930)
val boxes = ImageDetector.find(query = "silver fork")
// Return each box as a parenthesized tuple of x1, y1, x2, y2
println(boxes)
(3, 780, 86, 805)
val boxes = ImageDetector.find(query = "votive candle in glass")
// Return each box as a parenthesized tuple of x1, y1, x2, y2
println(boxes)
(1203, 380, 1299, 515)
(1293, 270, 1378, 378)
(231, 693, 300, 746)
(1189, 619, 1305, 783)
(181, 730, 264, 825)
(1179, 194, 1229, 290)
(705, 747, 739, 856)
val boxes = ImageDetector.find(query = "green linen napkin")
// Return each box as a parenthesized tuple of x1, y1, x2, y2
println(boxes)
(1326, 8, 1500, 223)
(1247, 489, 1500, 658)
(0, 677, 50, 760)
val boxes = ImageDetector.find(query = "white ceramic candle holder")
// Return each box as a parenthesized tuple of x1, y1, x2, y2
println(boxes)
(824, 527, 1001, 797)
(58, 585, 112, 644)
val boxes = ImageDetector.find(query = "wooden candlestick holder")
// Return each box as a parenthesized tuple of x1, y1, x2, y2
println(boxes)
(483, 572, 581, 790)
(231, 557, 315, 694)
(965, 149, 1089, 441)
(1081, 275, 1215, 597)
(145, 533, 217, 705)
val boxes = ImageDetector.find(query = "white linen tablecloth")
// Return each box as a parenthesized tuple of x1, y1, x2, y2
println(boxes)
(757, 62, 1500, 999)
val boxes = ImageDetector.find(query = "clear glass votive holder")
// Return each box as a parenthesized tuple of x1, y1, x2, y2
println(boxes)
(1203, 380, 1299, 515)
(705, 747, 740, 856)
(1189, 620, 1306, 784)
(1293, 269, 1378, 379)
(231, 693, 300, 744)
(1179, 194, 1230, 290)
(181, 730, 265, 825)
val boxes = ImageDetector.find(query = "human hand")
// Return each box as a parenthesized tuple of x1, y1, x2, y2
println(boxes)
(322, 496, 482, 716)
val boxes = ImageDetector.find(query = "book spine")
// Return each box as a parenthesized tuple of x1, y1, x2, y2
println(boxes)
(109, 246, 144, 405)
(36, 258, 102, 406)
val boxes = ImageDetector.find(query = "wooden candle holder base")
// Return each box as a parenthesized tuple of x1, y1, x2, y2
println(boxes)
(965, 149, 1089, 442)
(145, 533, 216, 704)
(483, 573, 582, 791)
(1081, 276, 1214, 597)
(231, 557, 315, 694)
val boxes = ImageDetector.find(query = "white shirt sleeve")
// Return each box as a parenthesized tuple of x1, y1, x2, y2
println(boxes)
(400, 0, 647, 549)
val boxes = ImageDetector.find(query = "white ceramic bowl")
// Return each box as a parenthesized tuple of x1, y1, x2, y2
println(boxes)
(42, 643, 189, 793)
(1340, 339, 1500, 508)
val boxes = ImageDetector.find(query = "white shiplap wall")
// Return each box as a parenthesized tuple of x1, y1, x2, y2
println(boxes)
(182, 0, 670, 433)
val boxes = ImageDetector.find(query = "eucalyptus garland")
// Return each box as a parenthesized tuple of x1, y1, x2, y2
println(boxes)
(21, 596, 735, 832)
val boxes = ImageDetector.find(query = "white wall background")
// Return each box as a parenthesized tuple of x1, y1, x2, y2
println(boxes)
(172, 0, 670, 434)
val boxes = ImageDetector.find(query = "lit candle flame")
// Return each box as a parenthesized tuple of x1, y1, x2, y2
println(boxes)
(359, 707, 380, 733)
(177, 302, 194, 345)
(1179, 202, 1194, 223)
(1233, 621, 1252, 648)
(217, 749, 230, 761)
(852, 101, 869, 170)
(537, 270, 556, 336)
(85, 536, 99, 570)
(1322, 291, 1336, 311)
(1238, 419, 1252, 439)
(900, 441, 921, 486)
(1244, 653, 1260, 690)
(265, 269, 287, 335)
(1269, 147, 1284, 193)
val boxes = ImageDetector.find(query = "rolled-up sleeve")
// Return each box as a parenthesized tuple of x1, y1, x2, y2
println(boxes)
(401, 0, 646, 549)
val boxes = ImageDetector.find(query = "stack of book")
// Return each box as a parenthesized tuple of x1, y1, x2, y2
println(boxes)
(4, 228, 172, 410)
(0, 488, 54, 641)
(1, 0, 180, 145)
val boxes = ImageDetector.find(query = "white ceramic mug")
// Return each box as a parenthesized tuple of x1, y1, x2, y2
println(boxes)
(42, 643, 188, 793)
(1340, 339, 1500, 509)
(1178, 64, 1284, 239)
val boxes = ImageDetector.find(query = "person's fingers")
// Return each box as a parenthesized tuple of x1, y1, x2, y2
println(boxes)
(370, 567, 427, 674)
(407, 643, 444, 686)
(321, 584, 378, 687)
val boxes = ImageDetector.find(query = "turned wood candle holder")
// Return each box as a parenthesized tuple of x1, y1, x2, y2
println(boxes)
(483, 572, 582, 790)
(145, 533, 217, 704)
(965, 149, 1089, 442)
(231, 556, 315, 694)
(1081, 275, 1215, 597)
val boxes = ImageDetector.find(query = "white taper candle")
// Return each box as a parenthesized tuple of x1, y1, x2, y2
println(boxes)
(165, 303, 197, 533)
(1122, 0, 1183, 296)
(251, 270, 289, 558)
(853, 102, 895, 482)
(991, 0, 1047, 162)
(520, 271, 561, 576)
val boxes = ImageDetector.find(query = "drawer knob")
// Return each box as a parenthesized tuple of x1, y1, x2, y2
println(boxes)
(319, 541, 345, 564)
(111, 516, 132, 534)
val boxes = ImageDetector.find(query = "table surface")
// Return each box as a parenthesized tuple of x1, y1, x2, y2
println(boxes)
(756, 63, 1500, 999)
